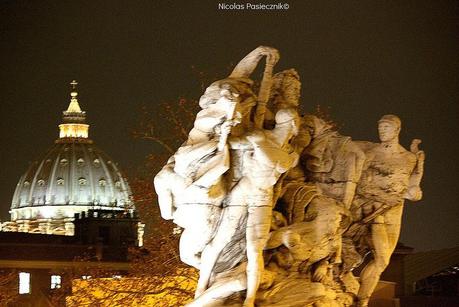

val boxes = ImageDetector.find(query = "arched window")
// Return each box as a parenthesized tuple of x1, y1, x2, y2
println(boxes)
(99, 178, 106, 187)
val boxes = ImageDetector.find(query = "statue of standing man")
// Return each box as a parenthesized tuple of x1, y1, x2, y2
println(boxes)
(346, 114, 425, 307)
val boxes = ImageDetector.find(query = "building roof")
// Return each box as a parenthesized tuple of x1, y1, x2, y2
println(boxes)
(403, 246, 459, 295)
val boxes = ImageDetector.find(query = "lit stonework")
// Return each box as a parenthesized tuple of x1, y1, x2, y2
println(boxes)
(59, 123, 89, 138)
(58, 80, 89, 139)
(1, 81, 143, 242)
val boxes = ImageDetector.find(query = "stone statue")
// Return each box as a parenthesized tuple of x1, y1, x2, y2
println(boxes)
(195, 108, 300, 306)
(154, 47, 425, 307)
(344, 114, 425, 307)
(154, 81, 244, 268)
(301, 115, 366, 209)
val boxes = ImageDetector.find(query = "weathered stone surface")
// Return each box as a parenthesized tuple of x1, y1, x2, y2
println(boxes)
(154, 47, 425, 307)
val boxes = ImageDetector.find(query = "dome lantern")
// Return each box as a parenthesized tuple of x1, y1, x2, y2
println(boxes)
(58, 80, 89, 139)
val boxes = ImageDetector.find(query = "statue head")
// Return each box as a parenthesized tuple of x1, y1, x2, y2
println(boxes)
(275, 108, 300, 136)
(302, 115, 333, 139)
(378, 114, 401, 142)
(199, 77, 255, 110)
(271, 69, 301, 108)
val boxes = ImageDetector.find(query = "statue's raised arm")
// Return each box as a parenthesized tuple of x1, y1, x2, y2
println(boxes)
(229, 46, 280, 128)
(229, 46, 279, 79)
(405, 138, 425, 201)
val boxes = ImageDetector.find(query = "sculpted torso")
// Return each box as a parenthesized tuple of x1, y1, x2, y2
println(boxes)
(357, 143, 417, 206)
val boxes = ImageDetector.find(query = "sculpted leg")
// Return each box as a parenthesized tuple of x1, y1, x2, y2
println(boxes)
(244, 206, 272, 307)
(196, 206, 246, 298)
(357, 215, 400, 306)
(178, 206, 222, 269)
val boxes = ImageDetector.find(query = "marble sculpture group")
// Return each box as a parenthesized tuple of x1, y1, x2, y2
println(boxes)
(154, 46, 425, 307)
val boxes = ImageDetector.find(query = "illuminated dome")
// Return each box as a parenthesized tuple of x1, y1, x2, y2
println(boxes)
(5, 81, 133, 235)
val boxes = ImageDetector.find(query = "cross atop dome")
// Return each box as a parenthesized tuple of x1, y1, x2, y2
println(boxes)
(70, 80, 78, 89)
(66, 80, 83, 113)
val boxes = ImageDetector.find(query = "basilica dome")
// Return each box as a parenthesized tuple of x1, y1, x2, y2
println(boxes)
(5, 81, 133, 235)
(11, 142, 132, 214)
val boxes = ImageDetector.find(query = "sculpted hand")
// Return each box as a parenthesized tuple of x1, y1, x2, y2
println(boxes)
(221, 120, 233, 135)
(410, 139, 422, 153)
(266, 49, 280, 66)
(217, 120, 234, 151)
(404, 185, 423, 201)
(253, 46, 280, 66)
(416, 150, 425, 164)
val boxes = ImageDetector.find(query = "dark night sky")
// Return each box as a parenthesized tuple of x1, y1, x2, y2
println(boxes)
(1, 1, 458, 251)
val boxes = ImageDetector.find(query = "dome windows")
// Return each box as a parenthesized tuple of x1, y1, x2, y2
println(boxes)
(12, 145, 133, 213)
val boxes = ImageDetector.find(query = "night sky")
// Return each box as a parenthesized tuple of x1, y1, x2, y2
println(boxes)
(1, 1, 458, 252)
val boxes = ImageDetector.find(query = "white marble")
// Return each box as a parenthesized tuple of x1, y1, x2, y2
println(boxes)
(154, 47, 425, 307)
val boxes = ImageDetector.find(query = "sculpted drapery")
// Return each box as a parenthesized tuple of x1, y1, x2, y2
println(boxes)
(154, 47, 425, 307)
